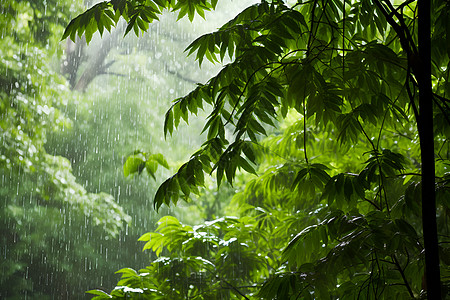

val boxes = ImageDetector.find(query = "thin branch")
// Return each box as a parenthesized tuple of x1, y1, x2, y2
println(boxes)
(303, 93, 308, 164)
(166, 68, 198, 84)
(98, 71, 126, 77)
(382, 128, 414, 140)
(433, 92, 450, 103)
(395, 0, 417, 14)
(358, 121, 389, 212)
(295, 283, 311, 300)
(391, 255, 415, 298)
(433, 96, 450, 127)
(222, 280, 250, 300)
(364, 197, 382, 211)
(306, 0, 319, 56)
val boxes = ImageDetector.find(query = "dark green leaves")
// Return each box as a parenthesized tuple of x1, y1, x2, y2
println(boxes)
(291, 163, 331, 199)
(62, 0, 219, 43)
(164, 84, 212, 138)
(62, 2, 117, 43)
(152, 140, 258, 210)
(214, 141, 258, 187)
(153, 154, 209, 209)
(361, 149, 406, 181)
(277, 210, 423, 299)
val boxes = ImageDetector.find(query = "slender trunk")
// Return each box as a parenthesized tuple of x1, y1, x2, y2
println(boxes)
(74, 31, 117, 91)
(61, 37, 85, 89)
(417, 0, 441, 298)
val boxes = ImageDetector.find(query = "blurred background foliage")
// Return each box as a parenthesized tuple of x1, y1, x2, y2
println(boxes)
(1, 0, 251, 298)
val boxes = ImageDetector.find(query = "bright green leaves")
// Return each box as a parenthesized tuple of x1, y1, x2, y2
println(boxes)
(86, 288, 115, 299)
(100, 215, 266, 299)
(123, 151, 169, 179)
(139, 216, 193, 255)
(123, 154, 146, 177)
(87, 267, 165, 299)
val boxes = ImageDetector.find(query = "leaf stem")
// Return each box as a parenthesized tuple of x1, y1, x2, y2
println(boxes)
(391, 255, 415, 298)
(222, 280, 250, 300)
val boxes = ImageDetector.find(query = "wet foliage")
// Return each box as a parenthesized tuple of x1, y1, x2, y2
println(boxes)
(2, 0, 248, 298)
(2, 0, 450, 298)
(66, 0, 450, 299)
(0, 0, 133, 298)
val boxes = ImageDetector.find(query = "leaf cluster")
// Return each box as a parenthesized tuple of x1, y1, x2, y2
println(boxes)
(88, 215, 267, 299)
(62, 0, 219, 43)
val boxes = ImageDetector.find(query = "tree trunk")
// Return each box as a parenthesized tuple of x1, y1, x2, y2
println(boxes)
(73, 30, 119, 92)
(417, 0, 441, 298)
(61, 37, 85, 89)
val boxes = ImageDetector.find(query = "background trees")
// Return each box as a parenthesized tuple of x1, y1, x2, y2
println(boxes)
(0, 0, 136, 297)
(15, 0, 450, 298)
(1, 0, 249, 298)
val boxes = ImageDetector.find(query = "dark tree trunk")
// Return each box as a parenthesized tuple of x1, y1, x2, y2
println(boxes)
(417, 0, 441, 298)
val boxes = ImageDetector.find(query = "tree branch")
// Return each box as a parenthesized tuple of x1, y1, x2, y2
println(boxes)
(222, 280, 250, 300)
(391, 255, 415, 298)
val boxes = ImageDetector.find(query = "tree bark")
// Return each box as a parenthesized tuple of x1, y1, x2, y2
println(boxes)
(417, 0, 441, 298)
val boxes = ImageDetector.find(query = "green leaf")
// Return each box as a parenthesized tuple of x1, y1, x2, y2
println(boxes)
(86, 289, 112, 298)
(148, 153, 170, 169)
(344, 176, 353, 201)
(115, 268, 138, 277)
(237, 156, 257, 175)
(146, 160, 158, 179)
(123, 155, 145, 177)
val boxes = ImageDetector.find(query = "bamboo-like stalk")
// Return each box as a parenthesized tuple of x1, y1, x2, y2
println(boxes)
(417, 0, 442, 298)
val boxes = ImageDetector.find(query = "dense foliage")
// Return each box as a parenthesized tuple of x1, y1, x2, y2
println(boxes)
(0, 1, 134, 297)
(66, 0, 450, 298)
(2, 0, 248, 297)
